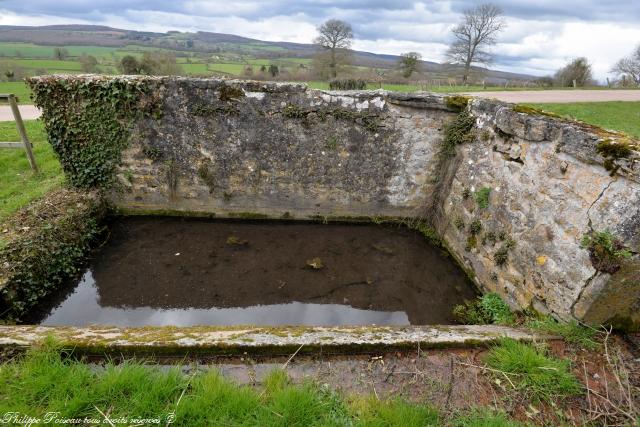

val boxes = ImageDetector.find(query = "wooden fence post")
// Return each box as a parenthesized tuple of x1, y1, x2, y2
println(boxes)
(0, 93, 38, 173)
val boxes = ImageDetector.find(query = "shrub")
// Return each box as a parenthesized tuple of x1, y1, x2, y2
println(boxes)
(328, 79, 367, 90)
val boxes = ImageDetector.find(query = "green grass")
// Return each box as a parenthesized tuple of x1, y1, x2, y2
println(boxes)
(485, 339, 581, 402)
(0, 345, 451, 426)
(207, 63, 246, 75)
(524, 102, 640, 139)
(13, 59, 82, 71)
(0, 42, 120, 58)
(451, 408, 522, 426)
(0, 119, 64, 222)
(527, 317, 598, 349)
(0, 81, 32, 101)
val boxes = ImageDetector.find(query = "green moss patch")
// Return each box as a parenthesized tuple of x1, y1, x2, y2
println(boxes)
(512, 105, 563, 119)
(444, 95, 471, 112)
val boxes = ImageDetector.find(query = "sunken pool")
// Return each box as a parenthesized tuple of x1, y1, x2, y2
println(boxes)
(28, 217, 478, 327)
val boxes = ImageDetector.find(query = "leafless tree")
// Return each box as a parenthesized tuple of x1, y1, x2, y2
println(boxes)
(314, 19, 353, 79)
(446, 3, 506, 84)
(611, 45, 640, 86)
(555, 57, 593, 87)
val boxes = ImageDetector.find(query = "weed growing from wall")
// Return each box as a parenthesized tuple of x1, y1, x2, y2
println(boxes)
(596, 138, 637, 175)
(453, 293, 514, 325)
(440, 111, 476, 158)
(282, 104, 381, 132)
(28, 77, 161, 189)
(581, 230, 632, 273)
(473, 187, 491, 209)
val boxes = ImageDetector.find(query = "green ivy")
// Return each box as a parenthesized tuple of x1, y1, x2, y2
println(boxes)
(0, 190, 106, 320)
(28, 77, 161, 189)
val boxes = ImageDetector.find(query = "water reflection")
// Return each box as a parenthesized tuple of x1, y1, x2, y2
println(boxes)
(40, 271, 410, 327)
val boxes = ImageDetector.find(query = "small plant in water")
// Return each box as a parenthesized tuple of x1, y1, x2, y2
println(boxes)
(226, 235, 248, 246)
(580, 230, 632, 273)
(306, 257, 324, 269)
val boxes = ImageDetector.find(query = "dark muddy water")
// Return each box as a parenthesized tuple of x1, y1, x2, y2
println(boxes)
(34, 217, 478, 327)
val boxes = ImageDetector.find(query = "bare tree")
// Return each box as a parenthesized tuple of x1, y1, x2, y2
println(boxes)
(314, 19, 353, 79)
(555, 57, 593, 87)
(446, 3, 505, 84)
(611, 45, 640, 86)
(399, 52, 422, 78)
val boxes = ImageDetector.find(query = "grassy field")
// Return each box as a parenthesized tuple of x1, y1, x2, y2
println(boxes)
(0, 343, 550, 426)
(526, 102, 640, 138)
(0, 81, 33, 101)
(0, 120, 63, 222)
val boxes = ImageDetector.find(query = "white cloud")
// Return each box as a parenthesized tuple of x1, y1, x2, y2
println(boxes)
(1, 1, 639, 81)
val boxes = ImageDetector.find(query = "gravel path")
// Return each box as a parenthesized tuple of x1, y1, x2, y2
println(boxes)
(0, 105, 41, 121)
(463, 89, 640, 103)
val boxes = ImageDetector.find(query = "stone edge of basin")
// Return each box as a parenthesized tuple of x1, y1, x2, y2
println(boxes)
(0, 325, 555, 356)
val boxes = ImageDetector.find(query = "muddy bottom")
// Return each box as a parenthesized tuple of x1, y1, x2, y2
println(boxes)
(33, 217, 477, 326)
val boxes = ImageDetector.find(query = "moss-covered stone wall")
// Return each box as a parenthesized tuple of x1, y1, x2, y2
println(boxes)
(26, 76, 640, 329)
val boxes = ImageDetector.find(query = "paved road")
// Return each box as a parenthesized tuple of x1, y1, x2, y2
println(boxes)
(462, 89, 640, 103)
(0, 105, 41, 121)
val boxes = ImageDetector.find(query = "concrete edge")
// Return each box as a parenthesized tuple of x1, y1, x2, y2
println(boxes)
(0, 325, 554, 356)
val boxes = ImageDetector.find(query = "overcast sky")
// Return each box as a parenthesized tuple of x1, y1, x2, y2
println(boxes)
(0, 1, 639, 80)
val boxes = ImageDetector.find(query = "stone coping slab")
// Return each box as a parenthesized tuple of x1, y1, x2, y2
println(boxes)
(0, 325, 552, 356)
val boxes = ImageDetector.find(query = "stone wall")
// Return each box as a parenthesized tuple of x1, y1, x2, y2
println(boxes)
(113, 78, 460, 219)
(28, 76, 640, 328)
(444, 99, 640, 326)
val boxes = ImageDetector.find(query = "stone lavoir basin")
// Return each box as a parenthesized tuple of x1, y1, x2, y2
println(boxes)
(27, 216, 478, 327)
(1, 76, 638, 355)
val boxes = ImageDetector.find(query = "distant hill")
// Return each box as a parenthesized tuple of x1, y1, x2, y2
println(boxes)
(0, 24, 536, 83)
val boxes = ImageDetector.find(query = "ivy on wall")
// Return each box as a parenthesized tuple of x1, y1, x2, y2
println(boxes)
(0, 190, 106, 321)
(28, 77, 161, 189)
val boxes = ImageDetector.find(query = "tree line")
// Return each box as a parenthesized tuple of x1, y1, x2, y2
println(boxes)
(1, 5, 639, 87)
